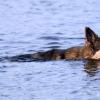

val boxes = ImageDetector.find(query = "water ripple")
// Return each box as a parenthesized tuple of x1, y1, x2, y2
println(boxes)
(0, 0, 100, 100)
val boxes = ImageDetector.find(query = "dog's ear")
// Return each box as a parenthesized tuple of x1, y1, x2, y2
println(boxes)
(85, 27, 98, 44)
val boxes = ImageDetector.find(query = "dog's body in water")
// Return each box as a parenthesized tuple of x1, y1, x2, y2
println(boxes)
(3, 27, 100, 62)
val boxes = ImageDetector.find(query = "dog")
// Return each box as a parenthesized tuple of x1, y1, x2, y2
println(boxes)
(9, 27, 100, 61)
(2, 27, 100, 62)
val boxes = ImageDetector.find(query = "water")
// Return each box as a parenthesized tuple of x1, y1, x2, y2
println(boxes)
(0, 0, 100, 100)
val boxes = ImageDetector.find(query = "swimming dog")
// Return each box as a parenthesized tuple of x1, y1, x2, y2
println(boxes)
(6, 27, 100, 62)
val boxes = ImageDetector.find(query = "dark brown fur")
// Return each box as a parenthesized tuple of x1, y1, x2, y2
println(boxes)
(6, 27, 100, 62)
(19, 27, 100, 61)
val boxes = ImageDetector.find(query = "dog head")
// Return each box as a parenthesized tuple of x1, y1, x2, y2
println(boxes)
(85, 27, 100, 59)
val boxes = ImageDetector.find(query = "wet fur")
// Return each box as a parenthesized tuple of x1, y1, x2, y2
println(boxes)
(4, 27, 100, 62)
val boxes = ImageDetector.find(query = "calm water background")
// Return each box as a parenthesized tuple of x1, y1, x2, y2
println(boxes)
(0, 0, 100, 100)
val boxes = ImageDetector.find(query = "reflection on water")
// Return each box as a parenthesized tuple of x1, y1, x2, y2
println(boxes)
(0, 0, 100, 99)
(84, 60, 100, 76)
(0, 60, 100, 100)
(0, 58, 100, 100)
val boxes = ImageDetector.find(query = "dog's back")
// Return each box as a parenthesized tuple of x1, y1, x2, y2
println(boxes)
(31, 27, 100, 61)
(4, 27, 100, 62)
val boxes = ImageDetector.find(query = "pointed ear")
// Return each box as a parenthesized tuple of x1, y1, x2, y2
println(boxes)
(85, 27, 98, 43)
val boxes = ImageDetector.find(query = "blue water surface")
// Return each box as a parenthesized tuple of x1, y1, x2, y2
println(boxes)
(0, 0, 100, 100)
